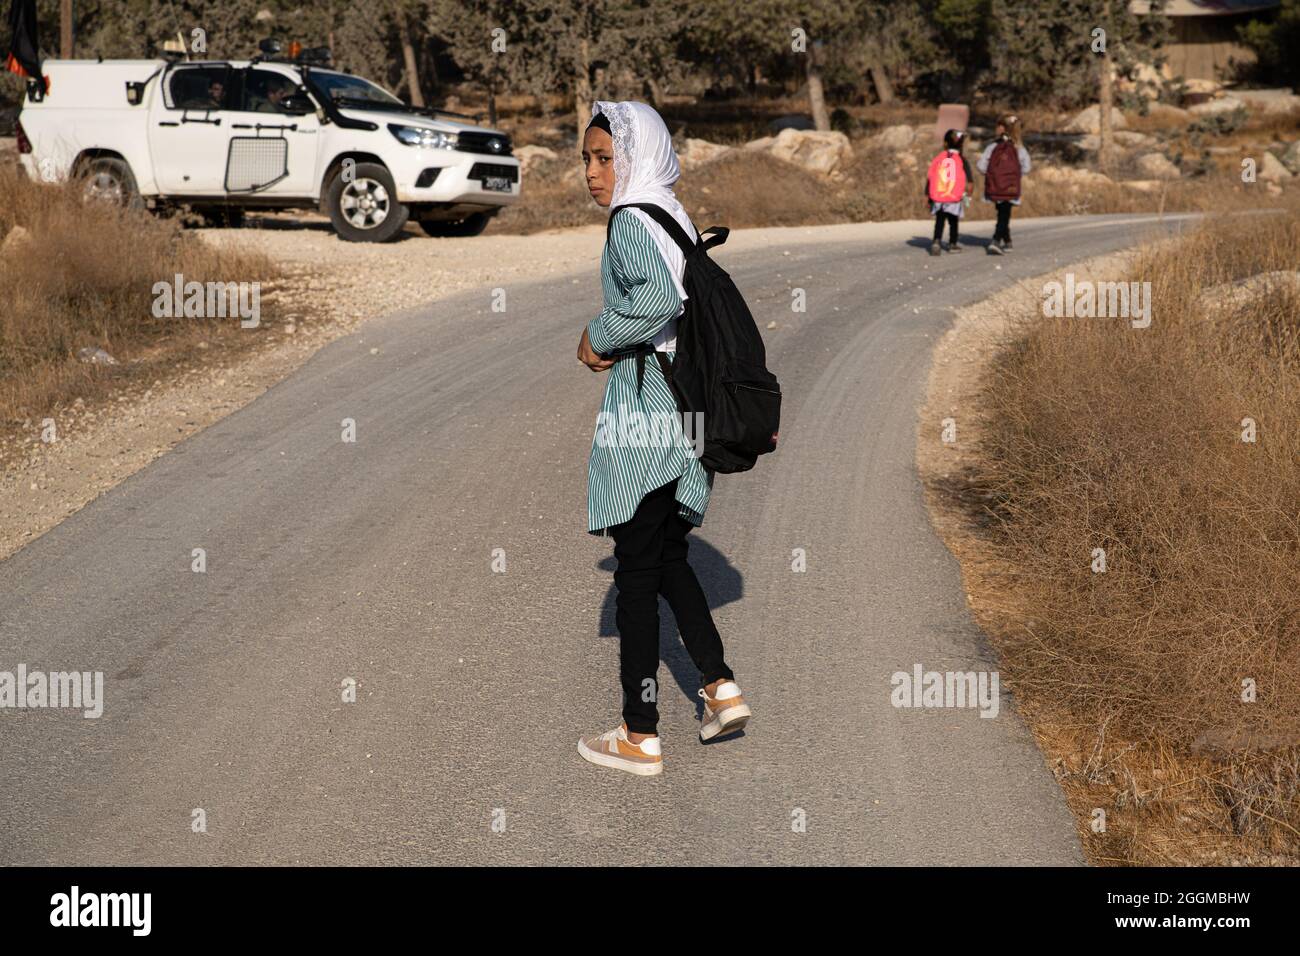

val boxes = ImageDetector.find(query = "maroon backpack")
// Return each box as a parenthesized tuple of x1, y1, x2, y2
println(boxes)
(984, 139, 1022, 201)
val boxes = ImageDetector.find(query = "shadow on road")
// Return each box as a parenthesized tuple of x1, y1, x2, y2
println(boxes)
(595, 535, 743, 724)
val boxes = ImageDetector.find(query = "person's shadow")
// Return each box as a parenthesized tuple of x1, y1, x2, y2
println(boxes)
(596, 536, 744, 736)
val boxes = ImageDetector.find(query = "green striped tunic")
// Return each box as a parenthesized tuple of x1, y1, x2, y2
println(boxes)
(586, 212, 713, 535)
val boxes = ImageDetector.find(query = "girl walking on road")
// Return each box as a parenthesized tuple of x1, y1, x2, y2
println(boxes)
(977, 114, 1032, 254)
(926, 129, 973, 255)
(575, 101, 750, 777)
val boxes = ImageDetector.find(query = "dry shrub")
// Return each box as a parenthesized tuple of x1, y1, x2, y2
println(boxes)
(975, 205, 1300, 855)
(0, 164, 278, 424)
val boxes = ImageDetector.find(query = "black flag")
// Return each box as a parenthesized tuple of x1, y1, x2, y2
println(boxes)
(5, 0, 44, 89)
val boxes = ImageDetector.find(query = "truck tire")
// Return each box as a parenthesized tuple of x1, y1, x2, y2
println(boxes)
(418, 211, 494, 238)
(80, 157, 144, 210)
(325, 162, 409, 243)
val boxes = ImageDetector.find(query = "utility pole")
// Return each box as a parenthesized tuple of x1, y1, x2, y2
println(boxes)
(60, 0, 74, 58)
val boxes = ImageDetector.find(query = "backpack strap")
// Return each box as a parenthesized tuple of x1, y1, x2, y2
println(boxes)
(608, 202, 700, 256)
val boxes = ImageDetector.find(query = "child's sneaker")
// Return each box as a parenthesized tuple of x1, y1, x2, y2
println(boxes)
(928, 241, 942, 256)
(947, 242, 963, 253)
(578, 724, 663, 776)
(698, 682, 752, 741)
(1003, 238, 1013, 252)
(988, 238, 1004, 255)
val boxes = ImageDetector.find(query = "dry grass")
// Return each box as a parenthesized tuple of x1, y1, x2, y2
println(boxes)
(0, 166, 280, 435)
(963, 202, 1300, 863)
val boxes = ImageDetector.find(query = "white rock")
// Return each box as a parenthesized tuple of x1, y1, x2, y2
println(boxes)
(77, 347, 118, 366)
(514, 144, 557, 173)
(1259, 152, 1293, 182)
(746, 128, 853, 176)
(1189, 96, 1246, 117)
(677, 137, 732, 170)
(1121, 180, 1165, 193)
(872, 124, 916, 151)
(0, 224, 32, 257)
(1065, 105, 1128, 134)
(1231, 89, 1300, 114)
(1280, 140, 1300, 174)
(1035, 165, 1114, 188)
(1135, 152, 1181, 180)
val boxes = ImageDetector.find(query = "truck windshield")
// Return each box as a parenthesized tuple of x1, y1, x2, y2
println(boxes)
(308, 72, 403, 107)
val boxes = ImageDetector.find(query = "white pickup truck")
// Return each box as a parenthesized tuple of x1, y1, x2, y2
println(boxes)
(14, 44, 520, 242)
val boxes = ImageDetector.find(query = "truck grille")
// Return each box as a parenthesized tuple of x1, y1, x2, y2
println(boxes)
(456, 131, 512, 156)
(468, 163, 518, 183)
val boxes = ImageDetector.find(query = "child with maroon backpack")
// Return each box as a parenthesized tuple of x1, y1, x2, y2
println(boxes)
(925, 129, 973, 256)
(977, 113, 1032, 254)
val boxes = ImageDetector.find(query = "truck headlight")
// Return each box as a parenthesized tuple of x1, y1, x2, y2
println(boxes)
(388, 124, 458, 149)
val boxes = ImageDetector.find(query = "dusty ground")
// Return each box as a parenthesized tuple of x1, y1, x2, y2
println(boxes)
(0, 219, 611, 561)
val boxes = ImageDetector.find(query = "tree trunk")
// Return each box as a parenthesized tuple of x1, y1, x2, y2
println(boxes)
(647, 77, 663, 109)
(864, 41, 894, 104)
(575, 37, 593, 144)
(1098, 0, 1114, 173)
(399, 18, 425, 108)
(805, 39, 831, 131)
(60, 0, 73, 58)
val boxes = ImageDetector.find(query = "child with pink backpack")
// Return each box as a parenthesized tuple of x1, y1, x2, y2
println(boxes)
(925, 129, 973, 255)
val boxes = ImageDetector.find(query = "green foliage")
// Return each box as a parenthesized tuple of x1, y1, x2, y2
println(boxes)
(1237, 0, 1300, 87)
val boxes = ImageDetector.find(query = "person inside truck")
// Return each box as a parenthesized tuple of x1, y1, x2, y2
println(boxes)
(181, 78, 226, 110)
(247, 74, 296, 113)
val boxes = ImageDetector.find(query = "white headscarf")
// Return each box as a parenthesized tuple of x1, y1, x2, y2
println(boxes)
(591, 100, 696, 313)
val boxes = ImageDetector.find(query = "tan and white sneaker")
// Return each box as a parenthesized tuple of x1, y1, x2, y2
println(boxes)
(698, 681, 752, 741)
(578, 724, 664, 776)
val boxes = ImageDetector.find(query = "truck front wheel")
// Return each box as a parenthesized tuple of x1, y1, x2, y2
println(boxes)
(79, 157, 143, 210)
(325, 163, 409, 243)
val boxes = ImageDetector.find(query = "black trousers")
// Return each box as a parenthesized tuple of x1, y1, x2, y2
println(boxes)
(994, 201, 1014, 241)
(932, 212, 959, 243)
(609, 478, 734, 734)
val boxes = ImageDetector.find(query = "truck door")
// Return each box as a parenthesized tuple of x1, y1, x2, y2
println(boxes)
(222, 68, 322, 197)
(149, 64, 236, 195)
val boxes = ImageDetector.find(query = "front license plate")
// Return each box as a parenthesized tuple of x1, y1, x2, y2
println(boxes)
(481, 176, 511, 192)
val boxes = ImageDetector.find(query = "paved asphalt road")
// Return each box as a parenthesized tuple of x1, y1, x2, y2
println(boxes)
(1, 213, 1197, 865)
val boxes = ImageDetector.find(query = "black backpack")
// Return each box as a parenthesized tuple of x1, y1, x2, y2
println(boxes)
(606, 203, 781, 474)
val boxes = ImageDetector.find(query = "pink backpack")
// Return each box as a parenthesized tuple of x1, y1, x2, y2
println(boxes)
(927, 150, 966, 203)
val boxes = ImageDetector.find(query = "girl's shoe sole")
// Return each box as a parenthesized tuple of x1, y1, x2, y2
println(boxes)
(577, 739, 663, 776)
(700, 704, 752, 741)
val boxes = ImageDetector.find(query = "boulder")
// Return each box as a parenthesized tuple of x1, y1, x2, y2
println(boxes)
(1232, 89, 1300, 115)
(1259, 152, 1293, 182)
(1279, 139, 1300, 174)
(747, 128, 853, 176)
(1188, 96, 1246, 117)
(1135, 152, 1181, 180)
(872, 124, 916, 151)
(1114, 130, 1157, 148)
(514, 144, 557, 173)
(0, 224, 31, 257)
(1035, 165, 1114, 188)
(1065, 105, 1128, 134)
(1121, 180, 1165, 193)
(677, 137, 732, 170)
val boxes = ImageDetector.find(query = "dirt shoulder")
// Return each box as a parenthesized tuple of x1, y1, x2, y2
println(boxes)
(915, 246, 1298, 866)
